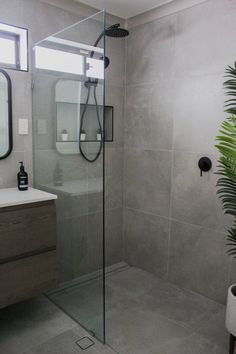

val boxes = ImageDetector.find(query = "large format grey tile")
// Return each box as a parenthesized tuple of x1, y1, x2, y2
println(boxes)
(24, 0, 80, 44)
(168, 220, 230, 303)
(57, 215, 88, 282)
(175, 0, 236, 78)
(196, 307, 229, 351)
(171, 151, 232, 232)
(124, 209, 169, 278)
(106, 302, 192, 354)
(139, 277, 223, 331)
(50, 279, 104, 341)
(8, 70, 32, 153)
(34, 149, 88, 185)
(0, 296, 77, 354)
(105, 267, 228, 353)
(125, 83, 173, 150)
(32, 73, 57, 151)
(173, 74, 224, 154)
(124, 148, 171, 217)
(126, 14, 176, 85)
(105, 148, 123, 210)
(105, 85, 125, 148)
(106, 267, 158, 299)
(107, 267, 223, 331)
(0, 0, 24, 26)
(23, 329, 116, 354)
(88, 212, 103, 273)
(105, 208, 123, 266)
(106, 37, 126, 88)
(165, 333, 227, 354)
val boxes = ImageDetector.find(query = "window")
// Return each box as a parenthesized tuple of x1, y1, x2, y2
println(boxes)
(35, 46, 84, 76)
(0, 22, 28, 71)
(86, 57, 104, 79)
(34, 36, 104, 79)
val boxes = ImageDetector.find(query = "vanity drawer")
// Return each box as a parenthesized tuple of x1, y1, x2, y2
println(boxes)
(0, 250, 57, 309)
(0, 201, 56, 262)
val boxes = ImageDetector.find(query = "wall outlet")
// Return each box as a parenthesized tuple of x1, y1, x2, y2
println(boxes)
(18, 119, 29, 135)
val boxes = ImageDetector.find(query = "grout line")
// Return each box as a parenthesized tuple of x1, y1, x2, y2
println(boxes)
(125, 72, 223, 88)
(124, 206, 228, 236)
(127, 0, 211, 29)
(121, 29, 128, 263)
(123, 146, 220, 156)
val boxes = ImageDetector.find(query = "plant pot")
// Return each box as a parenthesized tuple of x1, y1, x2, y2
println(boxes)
(226, 284, 236, 336)
(61, 133, 68, 141)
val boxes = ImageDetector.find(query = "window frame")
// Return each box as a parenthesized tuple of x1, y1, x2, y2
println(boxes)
(0, 22, 28, 72)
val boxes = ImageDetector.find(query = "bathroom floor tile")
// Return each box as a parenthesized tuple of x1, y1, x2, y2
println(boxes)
(195, 307, 229, 350)
(23, 330, 116, 354)
(0, 266, 228, 354)
(165, 333, 228, 354)
(0, 296, 77, 354)
(105, 266, 228, 354)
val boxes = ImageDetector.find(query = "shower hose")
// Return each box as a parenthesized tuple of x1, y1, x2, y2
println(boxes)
(79, 80, 103, 163)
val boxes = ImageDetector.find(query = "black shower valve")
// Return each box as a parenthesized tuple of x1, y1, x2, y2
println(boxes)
(198, 157, 212, 177)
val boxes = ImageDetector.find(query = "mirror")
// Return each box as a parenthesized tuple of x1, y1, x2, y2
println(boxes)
(0, 69, 12, 159)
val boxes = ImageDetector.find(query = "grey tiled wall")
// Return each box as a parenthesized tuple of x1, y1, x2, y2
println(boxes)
(124, 0, 236, 304)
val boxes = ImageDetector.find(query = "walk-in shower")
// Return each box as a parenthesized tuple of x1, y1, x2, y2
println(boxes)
(32, 11, 107, 342)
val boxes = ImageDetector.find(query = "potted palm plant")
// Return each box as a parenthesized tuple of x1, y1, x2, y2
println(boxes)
(215, 62, 236, 353)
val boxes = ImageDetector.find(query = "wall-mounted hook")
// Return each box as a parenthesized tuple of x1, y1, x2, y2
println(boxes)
(198, 157, 212, 177)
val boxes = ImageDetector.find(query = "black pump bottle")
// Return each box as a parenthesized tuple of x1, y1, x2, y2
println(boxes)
(17, 162, 28, 191)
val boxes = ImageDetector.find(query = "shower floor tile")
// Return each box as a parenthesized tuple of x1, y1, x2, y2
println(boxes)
(104, 266, 228, 354)
(23, 330, 115, 354)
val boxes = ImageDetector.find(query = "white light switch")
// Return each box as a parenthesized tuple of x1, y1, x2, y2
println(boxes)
(18, 119, 28, 135)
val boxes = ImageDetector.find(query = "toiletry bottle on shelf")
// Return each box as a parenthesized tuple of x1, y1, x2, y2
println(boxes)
(17, 162, 28, 191)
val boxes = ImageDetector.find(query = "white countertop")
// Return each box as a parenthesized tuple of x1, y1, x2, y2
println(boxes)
(0, 187, 57, 208)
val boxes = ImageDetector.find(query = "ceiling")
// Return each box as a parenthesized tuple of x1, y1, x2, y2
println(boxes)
(77, 0, 173, 19)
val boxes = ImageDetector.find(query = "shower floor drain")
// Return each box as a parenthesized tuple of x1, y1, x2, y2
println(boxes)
(76, 336, 95, 350)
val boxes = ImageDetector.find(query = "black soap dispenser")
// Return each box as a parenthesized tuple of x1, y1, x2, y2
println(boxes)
(17, 162, 28, 191)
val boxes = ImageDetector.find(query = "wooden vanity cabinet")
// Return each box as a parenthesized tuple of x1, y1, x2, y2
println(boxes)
(0, 200, 57, 309)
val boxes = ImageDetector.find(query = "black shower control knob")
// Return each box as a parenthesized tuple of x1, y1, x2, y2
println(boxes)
(198, 157, 212, 176)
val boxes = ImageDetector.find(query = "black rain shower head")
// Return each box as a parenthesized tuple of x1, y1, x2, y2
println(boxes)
(105, 23, 129, 38)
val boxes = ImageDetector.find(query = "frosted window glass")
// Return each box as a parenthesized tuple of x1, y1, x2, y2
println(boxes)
(86, 57, 104, 79)
(0, 23, 28, 71)
(0, 38, 16, 65)
(35, 46, 84, 75)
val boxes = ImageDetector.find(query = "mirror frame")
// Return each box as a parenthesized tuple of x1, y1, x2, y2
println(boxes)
(0, 69, 12, 160)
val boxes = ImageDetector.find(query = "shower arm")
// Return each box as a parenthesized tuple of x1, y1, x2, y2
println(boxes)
(86, 30, 107, 85)
(89, 33, 104, 60)
(90, 24, 115, 58)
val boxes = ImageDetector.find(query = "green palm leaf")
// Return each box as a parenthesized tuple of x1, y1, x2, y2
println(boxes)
(216, 62, 236, 258)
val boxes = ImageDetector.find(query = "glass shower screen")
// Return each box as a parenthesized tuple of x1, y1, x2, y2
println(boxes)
(32, 11, 106, 342)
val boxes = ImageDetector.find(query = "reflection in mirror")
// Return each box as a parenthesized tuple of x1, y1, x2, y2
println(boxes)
(55, 79, 113, 155)
(0, 69, 12, 159)
(56, 79, 81, 155)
